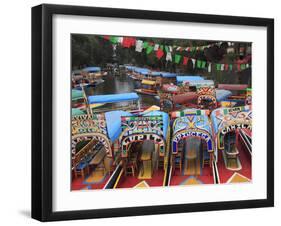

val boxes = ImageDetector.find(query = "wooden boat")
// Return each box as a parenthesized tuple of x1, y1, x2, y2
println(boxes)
(172, 92, 198, 104)
(134, 88, 158, 96)
(134, 79, 158, 96)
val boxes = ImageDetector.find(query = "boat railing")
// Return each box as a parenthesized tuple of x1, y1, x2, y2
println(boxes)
(212, 159, 220, 184)
(103, 162, 123, 189)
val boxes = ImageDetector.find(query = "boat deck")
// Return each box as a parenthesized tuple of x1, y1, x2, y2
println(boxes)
(169, 165, 215, 186)
(216, 144, 252, 184)
(116, 169, 165, 189)
(71, 169, 111, 190)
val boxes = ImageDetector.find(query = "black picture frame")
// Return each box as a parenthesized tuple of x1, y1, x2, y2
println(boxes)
(32, 3, 274, 222)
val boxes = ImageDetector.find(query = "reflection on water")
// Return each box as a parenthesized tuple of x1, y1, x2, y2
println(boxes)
(85, 73, 159, 108)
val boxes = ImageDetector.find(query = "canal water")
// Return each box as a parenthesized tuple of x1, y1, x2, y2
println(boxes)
(84, 72, 159, 109)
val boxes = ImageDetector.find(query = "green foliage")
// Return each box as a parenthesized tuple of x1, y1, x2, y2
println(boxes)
(72, 34, 113, 69)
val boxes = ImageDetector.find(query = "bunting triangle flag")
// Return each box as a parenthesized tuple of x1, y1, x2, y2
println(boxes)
(101, 36, 251, 73)
(197, 60, 202, 68)
(216, 64, 221, 71)
(142, 41, 149, 49)
(237, 64, 241, 71)
(183, 57, 189, 65)
(109, 36, 118, 44)
(166, 52, 172, 61)
(224, 64, 229, 71)
(146, 45, 154, 55)
(156, 48, 164, 59)
(135, 40, 143, 52)
(175, 54, 181, 64)
(201, 60, 206, 68)
(154, 44, 159, 51)
(208, 63, 212, 72)
(191, 58, 196, 68)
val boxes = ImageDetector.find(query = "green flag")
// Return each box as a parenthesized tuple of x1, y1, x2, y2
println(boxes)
(201, 61, 206, 68)
(216, 64, 221, 71)
(146, 45, 154, 55)
(109, 36, 118, 44)
(196, 60, 202, 68)
(164, 45, 169, 53)
(174, 54, 182, 64)
(241, 64, 246, 70)
(143, 41, 149, 49)
(191, 47, 196, 54)
(229, 64, 233, 71)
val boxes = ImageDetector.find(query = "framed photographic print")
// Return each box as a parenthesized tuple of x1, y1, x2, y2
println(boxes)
(31, 4, 274, 221)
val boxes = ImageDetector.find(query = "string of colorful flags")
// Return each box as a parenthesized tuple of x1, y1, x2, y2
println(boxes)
(101, 35, 251, 72)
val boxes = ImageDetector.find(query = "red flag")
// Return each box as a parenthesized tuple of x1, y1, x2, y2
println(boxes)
(224, 64, 229, 71)
(103, 35, 110, 40)
(122, 37, 136, 48)
(237, 64, 241, 71)
(183, 57, 189, 65)
(156, 48, 164, 59)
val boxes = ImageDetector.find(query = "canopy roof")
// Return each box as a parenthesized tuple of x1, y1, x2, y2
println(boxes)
(105, 110, 132, 142)
(134, 67, 151, 75)
(72, 89, 84, 101)
(88, 92, 139, 104)
(217, 84, 248, 90)
(176, 75, 204, 84)
(215, 89, 232, 102)
(82, 67, 101, 72)
(125, 65, 136, 71)
(151, 71, 162, 76)
(71, 108, 85, 116)
(142, 79, 156, 85)
(161, 72, 177, 78)
(190, 80, 214, 87)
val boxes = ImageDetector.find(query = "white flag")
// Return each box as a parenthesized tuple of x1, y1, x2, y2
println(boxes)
(166, 52, 172, 62)
(208, 63, 212, 73)
(191, 58, 196, 68)
(118, 37, 123, 43)
(135, 40, 143, 52)
(154, 44, 159, 51)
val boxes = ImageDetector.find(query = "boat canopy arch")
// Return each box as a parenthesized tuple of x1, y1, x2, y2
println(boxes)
(197, 86, 217, 108)
(71, 114, 113, 157)
(118, 111, 169, 157)
(211, 105, 252, 149)
(172, 109, 214, 155)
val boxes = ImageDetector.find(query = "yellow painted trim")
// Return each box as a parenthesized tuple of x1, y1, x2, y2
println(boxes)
(113, 168, 124, 189)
